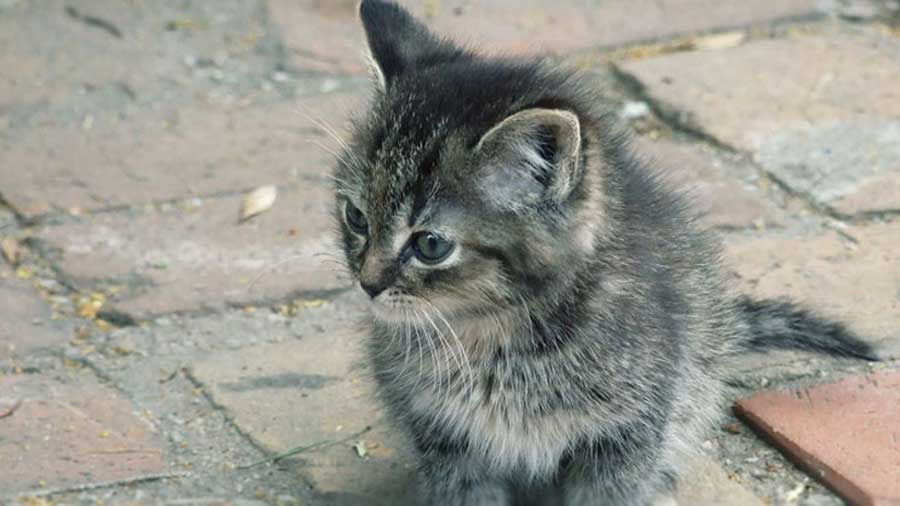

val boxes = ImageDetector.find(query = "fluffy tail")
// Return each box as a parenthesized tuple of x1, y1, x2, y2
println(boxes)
(736, 296, 879, 361)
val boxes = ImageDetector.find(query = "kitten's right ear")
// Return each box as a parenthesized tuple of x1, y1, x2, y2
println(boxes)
(358, 0, 464, 90)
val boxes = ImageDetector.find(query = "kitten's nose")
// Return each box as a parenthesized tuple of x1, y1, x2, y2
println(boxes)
(360, 280, 388, 299)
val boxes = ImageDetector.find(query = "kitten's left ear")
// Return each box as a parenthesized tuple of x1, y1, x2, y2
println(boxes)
(358, 0, 465, 90)
(475, 108, 583, 206)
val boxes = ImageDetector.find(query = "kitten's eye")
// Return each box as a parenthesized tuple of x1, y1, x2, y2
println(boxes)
(345, 201, 368, 235)
(412, 232, 454, 265)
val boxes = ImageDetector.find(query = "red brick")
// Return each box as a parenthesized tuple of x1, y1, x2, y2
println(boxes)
(0, 93, 361, 219)
(734, 371, 900, 506)
(0, 374, 165, 495)
(268, 0, 819, 75)
(34, 185, 349, 319)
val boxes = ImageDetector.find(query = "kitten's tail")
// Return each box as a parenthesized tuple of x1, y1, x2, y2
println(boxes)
(736, 296, 879, 361)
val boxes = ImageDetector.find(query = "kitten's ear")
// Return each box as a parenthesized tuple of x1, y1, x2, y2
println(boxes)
(475, 109, 583, 206)
(358, 0, 463, 89)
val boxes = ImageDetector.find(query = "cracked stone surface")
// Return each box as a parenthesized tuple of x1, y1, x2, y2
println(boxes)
(618, 31, 900, 215)
(635, 136, 787, 229)
(191, 329, 418, 506)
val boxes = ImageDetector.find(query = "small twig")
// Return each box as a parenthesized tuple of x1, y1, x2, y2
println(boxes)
(237, 425, 372, 470)
(0, 399, 22, 419)
(9, 470, 190, 500)
(86, 448, 163, 455)
(64, 6, 122, 38)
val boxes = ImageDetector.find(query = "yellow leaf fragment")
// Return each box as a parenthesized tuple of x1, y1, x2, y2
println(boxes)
(1, 237, 22, 265)
(691, 31, 746, 50)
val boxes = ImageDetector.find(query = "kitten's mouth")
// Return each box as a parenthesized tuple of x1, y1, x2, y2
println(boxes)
(369, 293, 423, 324)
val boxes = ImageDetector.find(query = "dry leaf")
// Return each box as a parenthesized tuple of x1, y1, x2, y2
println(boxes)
(691, 31, 746, 50)
(1, 237, 22, 265)
(353, 440, 368, 458)
(240, 185, 277, 221)
(784, 482, 807, 503)
(76, 295, 104, 319)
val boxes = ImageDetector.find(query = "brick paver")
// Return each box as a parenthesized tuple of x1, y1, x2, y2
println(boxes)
(618, 31, 900, 216)
(269, 0, 821, 75)
(0, 373, 166, 495)
(34, 186, 348, 319)
(735, 371, 900, 506)
(1, 0, 898, 504)
(191, 329, 417, 505)
(0, 93, 360, 219)
(0, 0, 271, 111)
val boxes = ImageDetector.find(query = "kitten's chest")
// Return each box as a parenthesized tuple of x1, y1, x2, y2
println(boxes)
(407, 368, 577, 477)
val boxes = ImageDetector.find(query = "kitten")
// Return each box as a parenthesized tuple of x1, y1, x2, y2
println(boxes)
(332, 2, 878, 505)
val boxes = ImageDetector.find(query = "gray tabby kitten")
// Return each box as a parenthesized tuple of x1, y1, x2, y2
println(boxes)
(332, 2, 877, 505)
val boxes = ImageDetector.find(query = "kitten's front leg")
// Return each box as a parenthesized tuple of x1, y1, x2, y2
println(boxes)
(418, 453, 510, 506)
(560, 428, 675, 506)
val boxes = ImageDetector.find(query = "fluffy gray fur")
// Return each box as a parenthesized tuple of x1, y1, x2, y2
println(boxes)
(331, 2, 877, 505)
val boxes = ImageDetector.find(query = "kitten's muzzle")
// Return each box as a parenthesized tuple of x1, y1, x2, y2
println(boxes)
(359, 251, 400, 298)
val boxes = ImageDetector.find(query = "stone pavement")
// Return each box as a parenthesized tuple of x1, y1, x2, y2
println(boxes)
(1, 0, 899, 505)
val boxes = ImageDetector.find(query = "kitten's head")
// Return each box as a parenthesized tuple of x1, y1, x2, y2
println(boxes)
(335, 0, 609, 325)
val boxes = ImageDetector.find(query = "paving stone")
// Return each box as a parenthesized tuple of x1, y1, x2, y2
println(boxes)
(0, 0, 271, 111)
(0, 93, 361, 219)
(734, 370, 900, 506)
(618, 32, 900, 215)
(0, 373, 166, 496)
(677, 457, 765, 506)
(635, 137, 785, 229)
(0, 264, 74, 360)
(725, 220, 900, 361)
(268, 0, 819, 75)
(190, 329, 417, 505)
(754, 119, 900, 216)
(33, 186, 349, 319)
